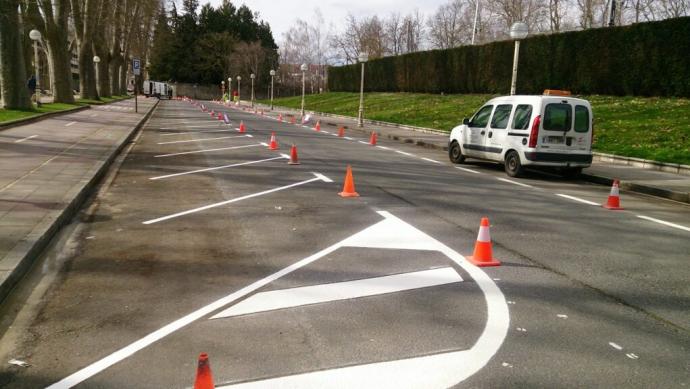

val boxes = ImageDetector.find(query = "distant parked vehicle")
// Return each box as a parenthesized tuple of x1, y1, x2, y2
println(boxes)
(448, 90, 593, 178)
(142, 80, 171, 99)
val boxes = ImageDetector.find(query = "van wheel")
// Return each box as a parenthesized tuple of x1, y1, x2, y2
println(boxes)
(505, 151, 524, 177)
(561, 167, 582, 179)
(448, 141, 465, 164)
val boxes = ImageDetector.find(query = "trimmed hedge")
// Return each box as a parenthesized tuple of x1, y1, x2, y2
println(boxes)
(328, 17, 690, 97)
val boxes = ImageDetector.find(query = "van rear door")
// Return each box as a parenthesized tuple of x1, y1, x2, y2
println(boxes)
(539, 99, 591, 153)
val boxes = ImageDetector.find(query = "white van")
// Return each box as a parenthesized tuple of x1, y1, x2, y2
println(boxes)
(448, 91, 593, 177)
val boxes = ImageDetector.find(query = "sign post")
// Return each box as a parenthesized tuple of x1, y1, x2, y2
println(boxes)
(132, 58, 141, 113)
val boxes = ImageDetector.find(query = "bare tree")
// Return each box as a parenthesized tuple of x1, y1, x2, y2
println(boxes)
(427, 0, 468, 49)
(401, 10, 425, 53)
(1, 0, 32, 109)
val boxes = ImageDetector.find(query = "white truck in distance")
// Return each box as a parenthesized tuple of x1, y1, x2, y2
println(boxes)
(142, 80, 172, 99)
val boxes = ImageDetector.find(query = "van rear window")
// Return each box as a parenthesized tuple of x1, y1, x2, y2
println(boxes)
(574, 105, 589, 133)
(543, 104, 572, 131)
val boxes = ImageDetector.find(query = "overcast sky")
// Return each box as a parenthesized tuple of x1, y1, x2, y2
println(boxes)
(206, 0, 448, 41)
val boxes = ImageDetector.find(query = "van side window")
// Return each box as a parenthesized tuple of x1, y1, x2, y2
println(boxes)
(470, 105, 493, 128)
(490, 105, 512, 129)
(574, 105, 589, 133)
(512, 104, 533, 130)
(543, 103, 572, 131)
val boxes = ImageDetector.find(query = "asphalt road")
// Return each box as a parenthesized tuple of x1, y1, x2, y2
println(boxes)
(0, 99, 688, 388)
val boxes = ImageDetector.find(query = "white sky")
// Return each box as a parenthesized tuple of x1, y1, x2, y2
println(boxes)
(206, 0, 448, 42)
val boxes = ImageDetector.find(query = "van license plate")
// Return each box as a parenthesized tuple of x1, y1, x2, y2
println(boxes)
(547, 136, 564, 144)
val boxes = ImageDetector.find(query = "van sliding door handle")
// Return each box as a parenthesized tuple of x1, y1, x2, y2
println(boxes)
(488, 131, 493, 138)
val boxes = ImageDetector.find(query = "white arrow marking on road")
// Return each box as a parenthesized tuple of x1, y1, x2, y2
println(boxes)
(157, 135, 251, 145)
(149, 155, 290, 180)
(142, 172, 332, 224)
(211, 267, 462, 319)
(154, 143, 262, 158)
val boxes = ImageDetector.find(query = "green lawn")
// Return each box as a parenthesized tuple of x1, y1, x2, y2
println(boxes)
(1, 95, 131, 124)
(261, 92, 690, 165)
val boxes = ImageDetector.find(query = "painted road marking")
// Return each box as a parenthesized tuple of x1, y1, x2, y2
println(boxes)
(556, 194, 599, 206)
(322, 130, 330, 134)
(376, 146, 392, 150)
(14, 135, 38, 143)
(157, 135, 251, 145)
(154, 143, 262, 158)
(344, 137, 354, 140)
(421, 157, 443, 164)
(149, 156, 289, 180)
(65, 121, 77, 127)
(636, 215, 690, 232)
(159, 129, 236, 136)
(395, 150, 414, 157)
(212, 267, 462, 319)
(358, 140, 369, 144)
(142, 172, 332, 224)
(455, 167, 481, 174)
(496, 177, 534, 188)
(48, 211, 507, 389)
(609, 342, 623, 350)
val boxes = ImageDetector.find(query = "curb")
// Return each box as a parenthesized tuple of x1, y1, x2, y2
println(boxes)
(581, 173, 689, 204)
(593, 152, 690, 177)
(0, 99, 159, 304)
(0, 105, 90, 131)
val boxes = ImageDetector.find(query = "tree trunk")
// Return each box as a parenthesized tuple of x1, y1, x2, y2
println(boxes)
(0, 0, 32, 109)
(78, 39, 98, 100)
(45, 0, 75, 104)
(109, 59, 121, 95)
(119, 61, 128, 94)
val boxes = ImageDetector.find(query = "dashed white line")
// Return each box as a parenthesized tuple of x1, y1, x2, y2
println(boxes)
(358, 140, 370, 144)
(556, 194, 599, 206)
(376, 146, 392, 150)
(149, 156, 289, 180)
(157, 135, 251, 145)
(159, 129, 236, 136)
(636, 215, 690, 232)
(154, 143, 262, 158)
(421, 157, 443, 164)
(344, 137, 354, 141)
(14, 135, 38, 143)
(454, 167, 481, 174)
(609, 342, 623, 350)
(64, 121, 77, 127)
(395, 150, 414, 157)
(496, 177, 534, 188)
(322, 130, 330, 134)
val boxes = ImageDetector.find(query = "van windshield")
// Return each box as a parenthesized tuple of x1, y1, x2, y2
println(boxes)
(543, 103, 572, 131)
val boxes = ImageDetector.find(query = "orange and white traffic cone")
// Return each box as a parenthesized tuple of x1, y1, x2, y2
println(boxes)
(369, 131, 377, 146)
(239, 121, 246, 133)
(268, 132, 279, 150)
(314, 121, 321, 131)
(217, 112, 223, 121)
(467, 217, 501, 267)
(339, 165, 359, 198)
(278, 113, 283, 122)
(602, 179, 624, 210)
(290, 116, 296, 124)
(288, 144, 300, 165)
(338, 127, 345, 137)
(193, 353, 215, 389)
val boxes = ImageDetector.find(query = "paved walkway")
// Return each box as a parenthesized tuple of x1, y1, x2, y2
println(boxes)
(244, 101, 690, 204)
(0, 97, 157, 302)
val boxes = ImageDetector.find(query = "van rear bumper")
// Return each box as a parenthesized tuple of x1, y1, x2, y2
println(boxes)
(524, 152, 592, 164)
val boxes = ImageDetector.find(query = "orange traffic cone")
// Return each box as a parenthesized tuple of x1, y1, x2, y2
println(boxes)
(210, 110, 214, 116)
(314, 121, 321, 131)
(603, 179, 624, 210)
(278, 113, 283, 122)
(193, 353, 215, 389)
(338, 127, 345, 137)
(288, 144, 300, 165)
(217, 112, 223, 121)
(339, 165, 359, 198)
(239, 121, 246, 133)
(290, 116, 296, 124)
(369, 131, 377, 146)
(467, 218, 501, 267)
(268, 132, 279, 150)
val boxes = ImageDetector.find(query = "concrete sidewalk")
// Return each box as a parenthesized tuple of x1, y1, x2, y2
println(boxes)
(243, 101, 690, 204)
(0, 98, 158, 303)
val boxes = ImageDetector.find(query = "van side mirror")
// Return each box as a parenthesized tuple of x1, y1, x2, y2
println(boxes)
(462, 118, 470, 125)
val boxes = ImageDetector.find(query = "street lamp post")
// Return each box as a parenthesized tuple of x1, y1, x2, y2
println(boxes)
(471, 0, 480, 44)
(93, 56, 101, 96)
(250, 73, 255, 107)
(228, 77, 232, 103)
(509, 22, 528, 96)
(300, 63, 308, 118)
(357, 52, 368, 127)
(29, 29, 42, 107)
(269, 69, 276, 110)
(221, 80, 225, 101)
(236, 76, 242, 105)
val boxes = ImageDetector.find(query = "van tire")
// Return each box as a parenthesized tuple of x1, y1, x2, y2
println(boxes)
(561, 167, 582, 179)
(505, 151, 524, 177)
(448, 141, 466, 164)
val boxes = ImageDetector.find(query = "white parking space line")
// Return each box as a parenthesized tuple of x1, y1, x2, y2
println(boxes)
(14, 135, 38, 143)
(376, 146, 392, 150)
(395, 150, 415, 157)
(421, 157, 443, 164)
(455, 166, 481, 174)
(157, 135, 251, 145)
(65, 121, 77, 127)
(322, 130, 330, 134)
(496, 177, 534, 188)
(344, 137, 354, 140)
(159, 129, 236, 136)
(212, 267, 462, 319)
(142, 172, 332, 224)
(358, 140, 369, 144)
(149, 156, 289, 180)
(556, 194, 599, 206)
(154, 143, 262, 158)
(636, 215, 690, 232)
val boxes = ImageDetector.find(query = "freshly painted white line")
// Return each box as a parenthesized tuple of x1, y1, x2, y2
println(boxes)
(149, 156, 289, 180)
(154, 143, 262, 158)
(159, 129, 236, 136)
(157, 135, 251, 145)
(455, 167, 481, 174)
(421, 157, 443, 164)
(636, 215, 690, 232)
(260, 142, 269, 147)
(312, 172, 333, 183)
(358, 140, 369, 144)
(609, 342, 623, 350)
(322, 130, 330, 134)
(212, 267, 462, 319)
(496, 177, 534, 188)
(64, 121, 77, 127)
(395, 150, 414, 157)
(376, 146, 392, 150)
(302, 125, 311, 129)
(344, 137, 354, 140)
(48, 211, 508, 389)
(556, 194, 599, 206)
(15, 135, 38, 143)
(142, 173, 332, 224)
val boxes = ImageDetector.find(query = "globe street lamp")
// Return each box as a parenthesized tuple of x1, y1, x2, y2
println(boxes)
(228, 77, 232, 103)
(269, 69, 276, 110)
(236, 75, 242, 105)
(29, 29, 42, 107)
(300, 63, 308, 118)
(250, 73, 255, 107)
(357, 52, 368, 127)
(93, 56, 101, 95)
(509, 22, 528, 95)
(221, 80, 225, 101)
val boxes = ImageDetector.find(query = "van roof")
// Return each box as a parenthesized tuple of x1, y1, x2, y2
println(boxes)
(487, 95, 590, 105)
